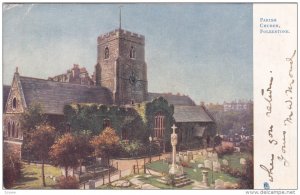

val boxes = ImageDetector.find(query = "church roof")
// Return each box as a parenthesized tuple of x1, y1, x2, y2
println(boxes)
(3, 85, 11, 113)
(174, 105, 214, 123)
(19, 76, 113, 115)
(148, 92, 196, 106)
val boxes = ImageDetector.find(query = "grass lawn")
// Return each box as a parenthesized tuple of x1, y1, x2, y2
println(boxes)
(146, 160, 238, 186)
(13, 162, 62, 189)
(146, 160, 169, 174)
(146, 152, 253, 187)
(221, 152, 252, 171)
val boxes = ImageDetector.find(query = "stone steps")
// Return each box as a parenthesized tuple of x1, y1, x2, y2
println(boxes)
(174, 180, 193, 187)
(173, 174, 193, 187)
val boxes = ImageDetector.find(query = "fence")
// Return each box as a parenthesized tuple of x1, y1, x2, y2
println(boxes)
(80, 168, 132, 189)
(80, 155, 164, 189)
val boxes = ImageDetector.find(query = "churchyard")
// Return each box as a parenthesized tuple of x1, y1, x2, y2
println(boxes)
(8, 145, 252, 190)
(96, 148, 252, 189)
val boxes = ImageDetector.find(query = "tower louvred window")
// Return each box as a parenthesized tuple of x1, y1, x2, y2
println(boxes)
(104, 47, 109, 59)
(130, 46, 136, 59)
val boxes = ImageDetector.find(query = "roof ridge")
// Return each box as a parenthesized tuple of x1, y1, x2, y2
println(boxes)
(20, 76, 103, 89)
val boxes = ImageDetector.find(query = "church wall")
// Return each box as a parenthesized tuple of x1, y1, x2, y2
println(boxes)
(97, 32, 119, 96)
(63, 104, 147, 140)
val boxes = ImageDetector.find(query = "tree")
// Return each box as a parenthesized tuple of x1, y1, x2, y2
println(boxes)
(49, 133, 79, 177)
(90, 127, 120, 166)
(90, 127, 120, 183)
(20, 103, 46, 161)
(29, 123, 56, 187)
(74, 131, 93, 175)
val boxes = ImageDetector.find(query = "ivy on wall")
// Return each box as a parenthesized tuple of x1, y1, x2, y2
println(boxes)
(63, 97, 175, 143)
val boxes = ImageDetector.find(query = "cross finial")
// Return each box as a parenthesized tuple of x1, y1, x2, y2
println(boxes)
(171, 124, 177, 134)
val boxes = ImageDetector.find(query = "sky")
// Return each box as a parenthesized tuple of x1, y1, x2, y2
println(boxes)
(2, 3, 253, 104)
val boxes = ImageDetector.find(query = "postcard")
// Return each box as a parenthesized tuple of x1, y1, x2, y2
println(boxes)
(1, 2, 297, 193)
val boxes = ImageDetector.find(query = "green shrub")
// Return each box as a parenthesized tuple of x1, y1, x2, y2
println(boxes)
(3, 153, 22, 189)
(117, 140, 161, 158)
(215, 141, 234, 157)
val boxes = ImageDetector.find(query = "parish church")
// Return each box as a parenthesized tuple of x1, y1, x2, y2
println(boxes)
(3, 26, 216, 157)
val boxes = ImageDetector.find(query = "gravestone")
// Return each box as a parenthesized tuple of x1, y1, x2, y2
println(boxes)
(234, 147, 241, 153)
(112, 180, 130, 187)
(240, 158, 246, 165)
(202, 150, 208, 158)
(213, 161, 221, 172)
(215, 179, 224, 189)
(212, 153, 218, 160)
(179, 154, 183, 162)
(190, 159, 195, 163)
(222, 159, 229, 166)
(197, 163, 204, 168)
(187, 151, 193, 161)
(183, 155, 189, 163)
(176, 155, 180, 163)
(224, 182, 234, 189)
(89, 180, 95, 189)
(204, 159, 212, 170)
(207, 152, 213, 158)
(193, 154, 200, 159)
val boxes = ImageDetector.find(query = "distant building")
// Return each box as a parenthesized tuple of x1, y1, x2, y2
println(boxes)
(223, 100, 253, 112)
(48, 64, 94, 86)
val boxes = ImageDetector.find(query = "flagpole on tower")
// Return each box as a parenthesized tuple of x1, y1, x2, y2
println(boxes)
(119, 5, 123, 29)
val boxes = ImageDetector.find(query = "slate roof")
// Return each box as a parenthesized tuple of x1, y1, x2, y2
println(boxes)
(148, 92, 196, 106)
(19, 76, 113, 115)
(174, 105, 214, 123)
(3, 85, 11, 112)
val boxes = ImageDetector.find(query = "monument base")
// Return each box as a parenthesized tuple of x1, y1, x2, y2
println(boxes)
(169, 164, 183, 175)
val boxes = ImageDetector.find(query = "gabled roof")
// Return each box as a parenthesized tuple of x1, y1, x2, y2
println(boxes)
(174, 105, 214, 123)
(148, 92, 196, 106)
(19, 76, 113, 115)
(3, 85, 11, 112)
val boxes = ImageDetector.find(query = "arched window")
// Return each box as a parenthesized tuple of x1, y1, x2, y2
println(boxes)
(104, 47, 109, 59)
(12, 97, 17, 109)
(15, 123, 19, 138)
(20, 124, 23, 139)
(103, 118, 111, 129)
(7, 122, 11, 137)
(154, 112, 165, 139)
(130, 46, 136, 59)
(12, 122, 15, 138)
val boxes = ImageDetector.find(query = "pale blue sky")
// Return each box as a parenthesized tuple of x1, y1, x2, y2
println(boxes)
(3, 3, 253, 104)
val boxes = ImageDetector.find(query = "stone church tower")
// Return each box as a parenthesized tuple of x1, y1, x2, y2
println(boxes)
(95, 28, 148, 105)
